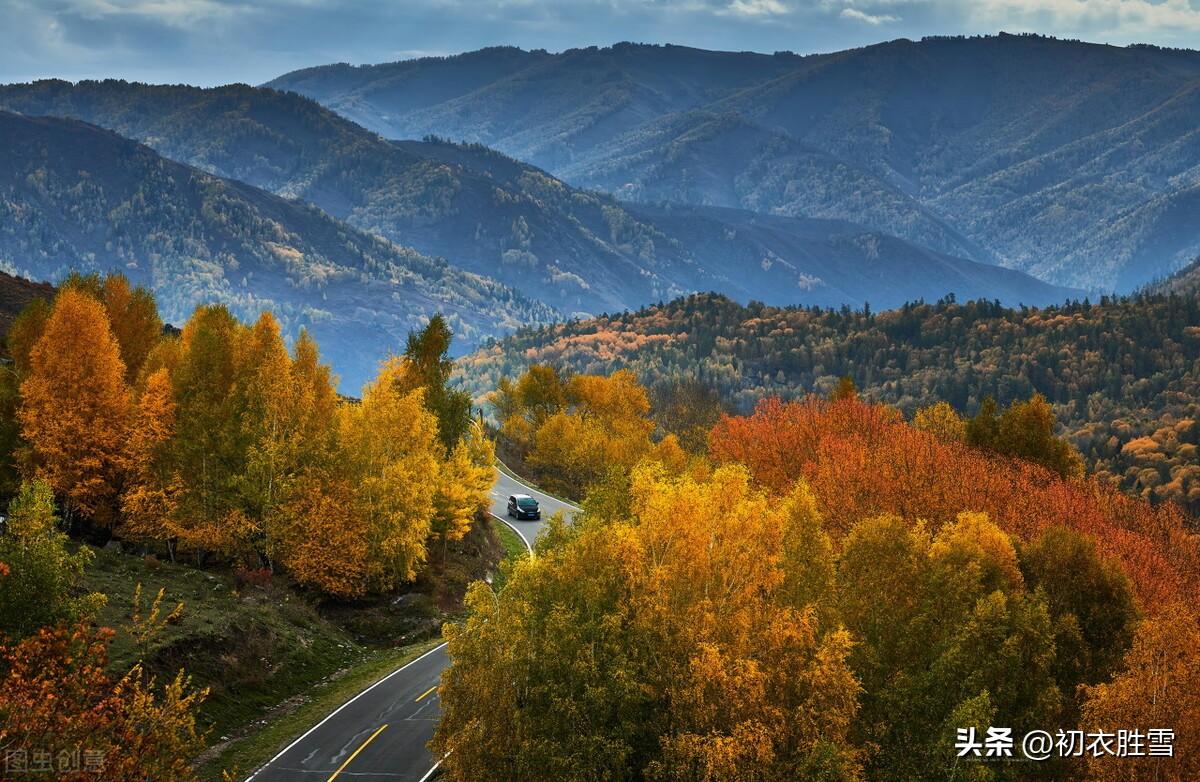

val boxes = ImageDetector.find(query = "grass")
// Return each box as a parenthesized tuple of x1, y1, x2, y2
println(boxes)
(196, 638, 442, 781)
(81, 544, 365, 738)
(489, 517, 530, 593)
(494, 456, 578, 507)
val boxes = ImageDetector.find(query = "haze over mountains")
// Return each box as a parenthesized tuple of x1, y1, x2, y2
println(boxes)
(269, 34, 1200, 291)
(4, 33, 1200, 386)
(0, 111, 554, 389)
(0, 75, 1073, 317)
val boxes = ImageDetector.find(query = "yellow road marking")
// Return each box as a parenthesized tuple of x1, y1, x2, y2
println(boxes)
(415, 685, 437, 702)
(326, 724, 388, 782)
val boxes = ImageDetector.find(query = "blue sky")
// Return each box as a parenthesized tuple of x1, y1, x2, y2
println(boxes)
(2, 0, 1199, 86)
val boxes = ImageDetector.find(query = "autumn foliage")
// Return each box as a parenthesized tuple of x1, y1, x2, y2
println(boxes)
(5, 276, 495, 599)
(708, 397, 1200, 609)
(0, 624, 205, 781)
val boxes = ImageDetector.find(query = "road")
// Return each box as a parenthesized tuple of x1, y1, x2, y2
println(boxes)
(246, 467, 578, 781)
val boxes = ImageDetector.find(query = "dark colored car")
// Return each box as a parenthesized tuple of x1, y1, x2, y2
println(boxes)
(507, 494, 540, 520)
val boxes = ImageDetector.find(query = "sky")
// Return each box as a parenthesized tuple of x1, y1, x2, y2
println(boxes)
(2, 0, 1199, 86)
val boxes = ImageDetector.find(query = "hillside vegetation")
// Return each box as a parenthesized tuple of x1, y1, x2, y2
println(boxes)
(459, 291, 1200, 515)
(0, 79, 1076, 317)
(269, 35, 1200, 291)
(0, 111, 553, 389)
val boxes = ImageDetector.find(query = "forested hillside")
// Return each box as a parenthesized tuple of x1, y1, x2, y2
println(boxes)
(270, 35, 1200, 291)
(459, 291, 1200, 514)
(0, 79, 1074, 313)
(0, 111, 554, 390)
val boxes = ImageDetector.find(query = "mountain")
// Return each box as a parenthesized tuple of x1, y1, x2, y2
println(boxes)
(456, 291, 1200, 516)
(0, 271, 53, 338)
(268, 36, 1200, 291)
(0, 111, 555, 390)
(0, 78, 1075, 314)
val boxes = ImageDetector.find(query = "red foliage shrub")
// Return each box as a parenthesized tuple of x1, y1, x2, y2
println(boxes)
(709, 397, 1200, 609)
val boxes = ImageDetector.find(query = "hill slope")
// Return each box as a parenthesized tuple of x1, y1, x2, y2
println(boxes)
(458, 291, 1200, 515)
(268, 36, 1200, 291)
(0, 111, 555, 390)
(0, 79, 1076, 312)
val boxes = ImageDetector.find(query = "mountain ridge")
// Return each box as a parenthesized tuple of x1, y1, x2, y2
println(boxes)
(267, 34, 1200, 291)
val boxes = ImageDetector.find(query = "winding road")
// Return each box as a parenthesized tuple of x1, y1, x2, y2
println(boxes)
(246, 468, 578, 781)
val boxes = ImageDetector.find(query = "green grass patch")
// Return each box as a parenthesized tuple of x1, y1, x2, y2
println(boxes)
(196, 638, 442, 781)
(489, 518, 530, 593)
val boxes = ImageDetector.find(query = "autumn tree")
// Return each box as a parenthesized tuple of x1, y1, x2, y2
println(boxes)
(913, 400, 966, 442)
(121, 368, 183, 558)
(967, 394, 1084, 479)
(1080, 604, 1200, 782)
(830, 375, 858, 401)
(649, 378, 726, 453)
(337, 358, 441, 592)
(431, 418, 494, 562)
(434, 463, 862, 780)
(0, 624, 206, 782)
(0, 481, 104, 638)
(165, 305, 250, 559)
(19, 288, 131, 524)
(99, 274, 162, 382)
(1019, 526, 1139, 696)
(838, 512, 1063, 781)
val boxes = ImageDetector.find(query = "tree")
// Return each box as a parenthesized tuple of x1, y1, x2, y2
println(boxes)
(121, 368, 182, 558)
(99, 274, 162, 382)
(966, 395, 1084, 479)
(431, 418, 494, 561)
(1019, 526, 1139, 695)
(433, 463, 862, 780)
(649, 378, 726, 453)
(19, 289, 131, 524)
(167, 305, 250, 559)
(338, 358, 441, 591)
(0, 481, 104, 638)
(401, 314, 473, 453)
(830, 376, 858, 402)
(913, 401, 966, 442)
(1080, 604, 1200, 781)
(0, 624, 206, 782)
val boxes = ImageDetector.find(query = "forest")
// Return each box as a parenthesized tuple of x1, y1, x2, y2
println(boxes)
(0, 274, 493, 778)
(437, 366, 1200, 780)
(459, 291, 1200, 516)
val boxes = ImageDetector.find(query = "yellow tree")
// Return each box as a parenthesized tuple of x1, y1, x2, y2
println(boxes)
(431, 418, 495, 561)
(434, 463, 862, 780)
(121, 368, 183, 559)
(913, 401, 966, 442)
(1080, 604, 1200, 782)
(100, 274, 162, 383)
(19, 289, 131, 524)
(339, 358, 441, 591)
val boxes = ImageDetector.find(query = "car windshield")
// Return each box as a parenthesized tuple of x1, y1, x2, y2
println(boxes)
(517, 498, 538, 509)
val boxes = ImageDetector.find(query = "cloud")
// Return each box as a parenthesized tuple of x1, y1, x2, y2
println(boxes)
(725, 0, 789, 16)
(965, 0, 1200, 36)
(841, 7, 901, 24)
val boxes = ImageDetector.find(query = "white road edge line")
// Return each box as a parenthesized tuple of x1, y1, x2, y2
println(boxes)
(496, 465, 581, 512)
(244, 642, 449, 781)
(417, 753, 449, 782)
(489, 512, 535, 553)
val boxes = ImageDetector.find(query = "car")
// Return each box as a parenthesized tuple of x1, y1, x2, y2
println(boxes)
(507, 494, 540, 520)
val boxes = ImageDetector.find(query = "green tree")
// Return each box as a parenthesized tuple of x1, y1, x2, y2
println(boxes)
(401, 314, 472, 453)
(1019, 526, 1139, 695)
(0, 481, 104, 638)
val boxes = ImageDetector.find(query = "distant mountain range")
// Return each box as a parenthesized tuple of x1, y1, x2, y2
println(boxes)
(0, 111, 554, 390)
(267, 35, 1200, 291)
(0, 78, 1074, 319)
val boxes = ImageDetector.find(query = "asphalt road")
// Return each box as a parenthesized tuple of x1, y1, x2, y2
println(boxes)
(246, 467, 577, 781)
